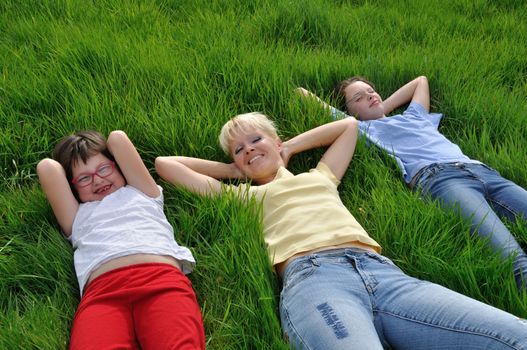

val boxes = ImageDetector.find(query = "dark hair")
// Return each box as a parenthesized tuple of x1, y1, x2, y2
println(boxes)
(333, 76, 375, 112)
(52, 131, 115, 200)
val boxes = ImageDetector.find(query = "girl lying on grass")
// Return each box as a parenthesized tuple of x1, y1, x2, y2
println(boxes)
(156, 113, 527, 349)
(297, 75, 527, 294)
(37, 130, 204, 349)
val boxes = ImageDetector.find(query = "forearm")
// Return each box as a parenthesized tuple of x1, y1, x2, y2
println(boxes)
(296, 87, 333, 112)
(283, 118, 357, 159)
(168, 156, 242, 179)
(106, 130, 159, 197)
(155, 156, 228, 195)
(383, 76, 429, 115)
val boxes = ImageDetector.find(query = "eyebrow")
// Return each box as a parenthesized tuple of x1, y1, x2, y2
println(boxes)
(349, 87, 375, 101)
(345, 92, 362, 105)
(350, 92, 362, 100)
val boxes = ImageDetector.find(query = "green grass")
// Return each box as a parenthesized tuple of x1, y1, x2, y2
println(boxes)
(1, 0, 527, 348)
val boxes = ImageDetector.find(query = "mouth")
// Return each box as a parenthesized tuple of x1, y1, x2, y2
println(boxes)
(94, 184, 112, 195)
(370, 99, 379, 107)
(248, 154, 263, 165)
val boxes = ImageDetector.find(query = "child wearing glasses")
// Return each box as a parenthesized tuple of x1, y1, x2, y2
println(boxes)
(37, 130, 204, 349)
(296, 76, 527, 294)
(155, 112, 527, 350)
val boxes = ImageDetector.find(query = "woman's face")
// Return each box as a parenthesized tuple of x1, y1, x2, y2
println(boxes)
(344, 81, 385, 120)
(230, 128, 284, 184)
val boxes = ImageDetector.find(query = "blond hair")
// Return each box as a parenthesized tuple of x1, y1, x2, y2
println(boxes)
(219, 112, 279, 154)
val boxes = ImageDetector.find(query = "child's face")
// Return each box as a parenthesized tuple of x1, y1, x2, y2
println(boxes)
(71, 153, 126, 203)
(344, 81, 385, 120)
(230, 128, 284, 184)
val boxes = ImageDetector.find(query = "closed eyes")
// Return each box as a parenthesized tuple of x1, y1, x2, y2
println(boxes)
(234, 136, 262, 155)
(349, 89, 376, 104)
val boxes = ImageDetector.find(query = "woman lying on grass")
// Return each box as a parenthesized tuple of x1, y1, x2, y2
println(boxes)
(156, 112, 527, 349)
(297, 75, 527, 294)
(37, 130, 204, 349)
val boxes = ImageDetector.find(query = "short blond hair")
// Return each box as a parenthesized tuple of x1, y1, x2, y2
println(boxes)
(219, 112, 279, 154)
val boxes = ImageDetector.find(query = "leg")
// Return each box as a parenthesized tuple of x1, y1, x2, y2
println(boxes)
(422, 166, 522, 256)
(69, 270, 138, 350)
(472, 164, 527, 223)
(419, 164, 527, 291)
(279, 251, 384, 350)
(472, 164, 527, 292)
(354, 252, 527, 349)
(131, 265, 205, 350)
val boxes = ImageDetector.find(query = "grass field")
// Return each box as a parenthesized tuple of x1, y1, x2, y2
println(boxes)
(1, 0, 526, 348)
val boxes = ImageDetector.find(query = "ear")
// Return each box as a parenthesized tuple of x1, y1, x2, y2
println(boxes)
(275, 138, 283, 151)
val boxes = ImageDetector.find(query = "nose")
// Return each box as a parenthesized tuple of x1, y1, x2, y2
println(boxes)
(368, 94, 373, 100)
(245, 146, 255, 154)
(92, 174, 105, 185)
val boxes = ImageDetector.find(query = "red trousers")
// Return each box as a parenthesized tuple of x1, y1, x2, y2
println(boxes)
(69, 263, 205, 350)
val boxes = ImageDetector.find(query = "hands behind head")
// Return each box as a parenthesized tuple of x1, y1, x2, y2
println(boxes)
(228, 162, 245, 179)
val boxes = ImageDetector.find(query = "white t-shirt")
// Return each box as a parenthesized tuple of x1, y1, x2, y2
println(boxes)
(70, 185, 195, 295)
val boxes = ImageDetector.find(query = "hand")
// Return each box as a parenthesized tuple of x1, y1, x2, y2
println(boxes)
(295, 87, 311, 97)
(228, 162, 245, 179)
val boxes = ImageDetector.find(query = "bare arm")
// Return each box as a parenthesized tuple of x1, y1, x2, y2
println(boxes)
(106, 130, 160, 198)
(282, 118, 359, 181)
(295, 87, 334, 112)
(382, 76, 430, 115)
(155, 156, 243, 196)
(295, 87, 349, 123)
(37, 158, 79, 236)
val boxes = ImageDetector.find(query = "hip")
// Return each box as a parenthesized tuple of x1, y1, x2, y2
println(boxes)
(86, 254, 181, 289)
(275, 241, 377, 279)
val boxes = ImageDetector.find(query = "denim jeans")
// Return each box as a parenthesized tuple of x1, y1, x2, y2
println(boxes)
(279, 249, 527, 350)
(414, 162, 527, 292)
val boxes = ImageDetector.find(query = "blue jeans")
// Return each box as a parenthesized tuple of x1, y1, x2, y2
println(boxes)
(414, 162, 527, 292)
(279, 249, 527, 350)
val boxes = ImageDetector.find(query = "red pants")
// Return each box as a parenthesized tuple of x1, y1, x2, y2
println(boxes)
(69, 263, 205, 350)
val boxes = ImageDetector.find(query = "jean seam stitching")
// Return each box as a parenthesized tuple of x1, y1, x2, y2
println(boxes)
(487, 197, 521, 219)
(281, 301, 314, 350)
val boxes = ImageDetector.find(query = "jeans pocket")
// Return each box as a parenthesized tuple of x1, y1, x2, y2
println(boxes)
(365, 252, 402, 271)
(282, 259, 317, 290)
(416, 165, 442, 194)
(479, 163, 500, 175)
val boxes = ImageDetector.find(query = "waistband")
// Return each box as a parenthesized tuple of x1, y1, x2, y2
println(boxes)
(277, 243, 377, 278)
(85, 262, 181, 293)
(408, 161, 474, 190)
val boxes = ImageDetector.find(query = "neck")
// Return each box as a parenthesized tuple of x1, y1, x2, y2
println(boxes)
(254, 168, 281, 185)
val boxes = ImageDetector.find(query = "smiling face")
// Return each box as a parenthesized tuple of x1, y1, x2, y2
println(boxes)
(344, 81, 385, 120)
(230, 129, 284, 185)
(71, 153, 126, 203)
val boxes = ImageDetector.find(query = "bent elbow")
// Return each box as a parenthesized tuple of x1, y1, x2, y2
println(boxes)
(154, 157, 168, 177)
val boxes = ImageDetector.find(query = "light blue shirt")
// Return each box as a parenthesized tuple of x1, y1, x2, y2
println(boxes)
(335, 102, 479, 183)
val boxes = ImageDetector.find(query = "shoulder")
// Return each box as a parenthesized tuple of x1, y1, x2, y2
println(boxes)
(312, 162, 340, 186)
(126, 184, 164, 203)
(403, 101, 428, 117)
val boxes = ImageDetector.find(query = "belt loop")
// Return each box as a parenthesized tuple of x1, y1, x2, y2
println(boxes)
(310, 255, 320, 267)
(409, 163, 435, 190)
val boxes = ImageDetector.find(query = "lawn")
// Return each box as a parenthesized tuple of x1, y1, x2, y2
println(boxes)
(1, 0, 526, 348)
